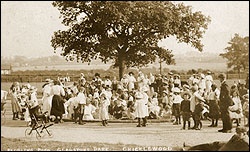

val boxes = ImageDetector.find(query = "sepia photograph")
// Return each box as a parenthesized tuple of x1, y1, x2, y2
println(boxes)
(1, 1, 249, 151)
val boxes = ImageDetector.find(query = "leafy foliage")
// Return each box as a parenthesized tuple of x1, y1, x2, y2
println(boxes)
(51, 1, 210, 79)
(220, 34, 249, 72)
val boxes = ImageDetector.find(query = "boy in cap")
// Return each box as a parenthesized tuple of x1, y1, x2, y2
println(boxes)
(180, 92, 192, 130)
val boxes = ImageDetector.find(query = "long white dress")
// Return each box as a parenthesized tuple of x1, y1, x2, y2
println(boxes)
(99, 99, 110, 120)
(135, 92, 149, 118)
(42, 84, 53, 115)
(229, 96, 243, 119)
(84, 104, 96, 120)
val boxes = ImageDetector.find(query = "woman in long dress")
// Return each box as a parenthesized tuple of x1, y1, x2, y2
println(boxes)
(42, 79, 53, 115)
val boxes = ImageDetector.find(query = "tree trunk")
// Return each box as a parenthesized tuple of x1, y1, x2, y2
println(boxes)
(238, 68, 240, 79)
(119, 56, 125, 81)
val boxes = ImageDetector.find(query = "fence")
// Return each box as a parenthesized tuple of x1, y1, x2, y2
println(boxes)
(1, 73, 248, 83)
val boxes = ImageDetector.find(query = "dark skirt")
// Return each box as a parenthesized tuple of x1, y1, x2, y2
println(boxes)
(209, 100, 220, 119)
(50, 95, 65, 117)
(172, 103, 181, 117)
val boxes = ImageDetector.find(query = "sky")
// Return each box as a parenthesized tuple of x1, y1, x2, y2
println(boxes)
(1, 1, 249, 58)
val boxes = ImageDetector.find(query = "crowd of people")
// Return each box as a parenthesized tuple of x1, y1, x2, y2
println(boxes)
(6, 71, 249, 132)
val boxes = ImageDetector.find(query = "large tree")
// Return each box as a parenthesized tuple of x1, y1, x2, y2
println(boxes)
(51, 1, 210, 79)
(220, 34, 249, 73)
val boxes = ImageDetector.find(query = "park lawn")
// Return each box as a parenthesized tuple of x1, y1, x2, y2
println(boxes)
(1, 136, 143, 151)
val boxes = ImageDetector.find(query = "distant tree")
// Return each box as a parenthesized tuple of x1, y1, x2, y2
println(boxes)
(158, 47, 175, 75)
(51, 1, 210, 80)
(220, 34, 249, 74)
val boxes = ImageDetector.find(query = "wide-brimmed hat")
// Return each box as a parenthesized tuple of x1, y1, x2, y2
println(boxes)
(106, 87, 112, 91)
(135, 92, 143, 99)
(172, 87, 181, 93)
(163, 90, 168, 94)
(183, 84, 190, 89)
(200, 73, 205, 79)
(181, 91, 191, 98)
(29, 86, 37, 93)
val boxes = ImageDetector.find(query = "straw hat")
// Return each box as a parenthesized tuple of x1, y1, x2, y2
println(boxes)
(183, 84, 190, 90)
(172, 87, 181, 93)
(163, 90, 168, 94)
(29, 86, 37, 93)
(135, 92, 143, 99)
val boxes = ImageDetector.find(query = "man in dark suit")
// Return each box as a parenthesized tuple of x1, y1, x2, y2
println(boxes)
(218, 73, 233, 133)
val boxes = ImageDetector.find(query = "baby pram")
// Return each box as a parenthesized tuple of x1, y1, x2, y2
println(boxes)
(25, 104, 53, 140)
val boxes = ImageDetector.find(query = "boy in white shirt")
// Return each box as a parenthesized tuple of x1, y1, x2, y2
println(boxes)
(172, 88, 183, 125)
(75, 87, 86, 125)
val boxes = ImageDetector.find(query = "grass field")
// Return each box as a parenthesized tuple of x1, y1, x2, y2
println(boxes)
(1, 137, 143, 151)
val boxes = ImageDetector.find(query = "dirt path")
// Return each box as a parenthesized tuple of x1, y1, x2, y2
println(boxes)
(1, 121, 235, 148)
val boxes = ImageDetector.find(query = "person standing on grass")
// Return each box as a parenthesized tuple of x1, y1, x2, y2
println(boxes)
(134, 89, 145, 127)
(229, 89, 243, 127)
(180, 92, 192, 130)
(190, 85, 205, 129)
(75, 87, 87, 125)
(42, 79, 53, 116)
(99, 93, 110, 126)
(51, 80, 65, 124)
(9, 82, 21, 120)
(218, 73, 234, 133)
(207, 84, 220, 127)
(172, 87, 183, 125)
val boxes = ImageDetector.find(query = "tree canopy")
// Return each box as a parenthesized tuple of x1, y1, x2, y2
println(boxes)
(220, 34, 249, 73)
(51, 1, 211, 79)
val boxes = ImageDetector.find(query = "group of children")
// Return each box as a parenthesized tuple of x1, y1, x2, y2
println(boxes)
(6, 71, 249, 130)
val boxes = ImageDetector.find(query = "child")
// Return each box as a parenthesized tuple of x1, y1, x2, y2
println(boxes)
(172, 88, 183, 125)
(99, 93, 110, 126)
(75, 87, 86, 125)
(229, 90, 243, 127)
(162, 90, 169, 109)
(180, 92, 191, 130)
(207, 84, 220, 127)
(83, 98, 96, 120)
(193, 101, 204, 130)
(148, 93, 160, 119)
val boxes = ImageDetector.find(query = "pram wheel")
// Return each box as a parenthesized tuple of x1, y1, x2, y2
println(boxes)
(36, 131, 44, 140)
(37, 128, 46, 139)
(25, 128, 33, 137)
(47, 129, 53, 138)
